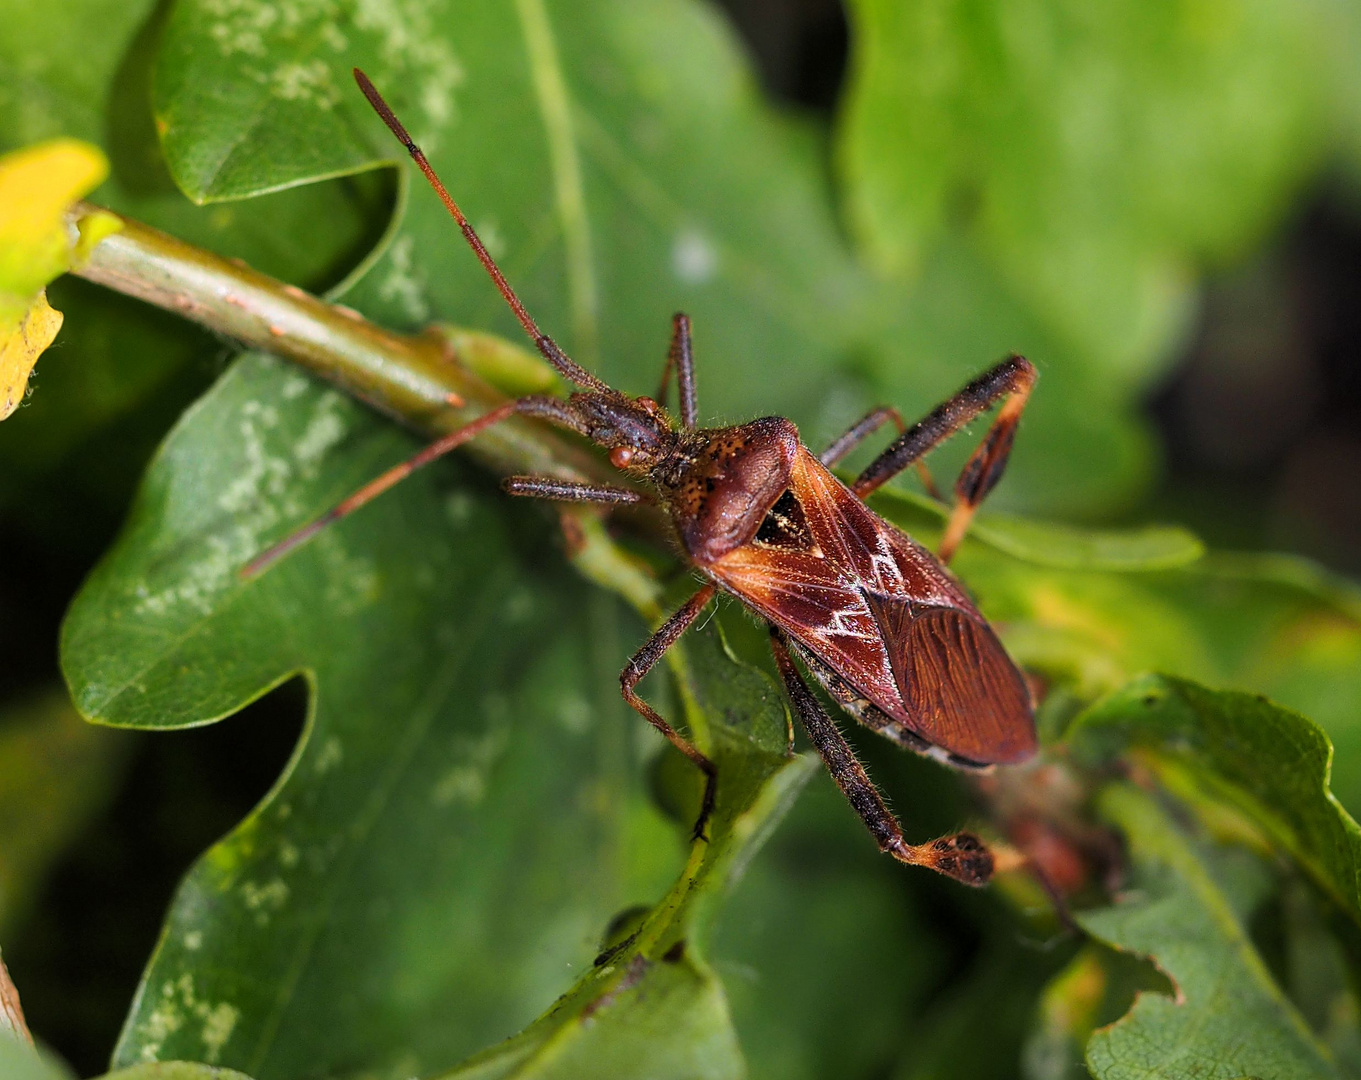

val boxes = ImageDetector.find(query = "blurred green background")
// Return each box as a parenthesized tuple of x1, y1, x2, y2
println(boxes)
(1, 0, 1360, 1076)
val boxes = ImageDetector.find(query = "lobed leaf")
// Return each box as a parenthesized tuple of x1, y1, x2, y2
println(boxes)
(62, 352, 687, 1078)
(1068, 674, 1361, 928)
(59, 350, 815, 1079)
(1079, 783, 1339, 1080)
(435, 623, 815, 1078)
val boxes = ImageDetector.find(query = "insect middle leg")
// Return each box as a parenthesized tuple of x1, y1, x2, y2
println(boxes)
(852, 355, 1036, 563)
(819, 406, 940, 498)
(769, 626, 994, 886)
(621, 584, 720, 840)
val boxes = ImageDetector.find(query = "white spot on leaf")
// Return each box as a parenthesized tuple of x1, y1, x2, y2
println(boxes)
(136, 973, 238, 1064)
(241, 878, 290, 924)
(558, 694, 592, 734)
(270, 59, 339, 109)
(315, 736, 344, 773)
(200, 1002, 240, 1062)
(431, 719, 509, 807)
(293, 396, 348, 470)
(378, 235, 430, 322)
(278, 840, 300, 869)
(352, 0, 464, 136)
(672, 229, 717, 283)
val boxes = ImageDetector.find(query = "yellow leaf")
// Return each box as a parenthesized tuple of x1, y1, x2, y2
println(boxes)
(0, 292, 64, 420)
(0, 139, 122, 420)
(0, 139, 110, 297)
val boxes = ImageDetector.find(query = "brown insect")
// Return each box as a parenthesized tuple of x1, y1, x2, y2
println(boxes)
(250, 69, 1038, 888)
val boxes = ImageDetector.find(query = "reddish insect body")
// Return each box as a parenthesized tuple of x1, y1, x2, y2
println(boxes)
(253, 69, 1039, 888)
(690, 427, 1034, 768)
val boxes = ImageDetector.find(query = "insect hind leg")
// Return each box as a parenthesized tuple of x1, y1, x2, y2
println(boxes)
(769, 626, 994, 887)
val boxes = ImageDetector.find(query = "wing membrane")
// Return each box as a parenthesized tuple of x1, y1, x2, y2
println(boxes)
(707, 448, 1034, 764)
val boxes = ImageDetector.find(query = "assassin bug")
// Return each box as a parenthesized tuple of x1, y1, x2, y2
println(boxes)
(249, 68, 1038, 888)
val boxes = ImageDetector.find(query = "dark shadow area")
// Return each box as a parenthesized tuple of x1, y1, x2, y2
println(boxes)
(710, 0, 848, 111)
(1147, 191, 1361, 574)
(4, 679, 307, 1077)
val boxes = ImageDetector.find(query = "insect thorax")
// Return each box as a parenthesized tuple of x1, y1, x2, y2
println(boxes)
(656, 417, 801, 566)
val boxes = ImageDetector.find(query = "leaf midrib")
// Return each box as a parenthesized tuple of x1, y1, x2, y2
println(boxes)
(513, 0, 599, 364)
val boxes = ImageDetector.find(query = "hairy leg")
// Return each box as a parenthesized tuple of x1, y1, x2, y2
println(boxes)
(852, 356, 1036, 562)
(769, 626, 994, 886)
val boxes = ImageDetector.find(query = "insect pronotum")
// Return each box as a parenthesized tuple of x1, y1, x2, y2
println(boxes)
(248, 68, 1039, 888)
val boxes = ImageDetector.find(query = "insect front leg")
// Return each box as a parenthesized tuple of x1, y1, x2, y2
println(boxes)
(851, 355, 1036, 563)
(620, 584, 719, 840)
(769, 627, 995, 887)
(502, 477, 648, 504)
(503, 477, 650, 558)
(654, 313, 698, 429)
(502, 478, 651, 557)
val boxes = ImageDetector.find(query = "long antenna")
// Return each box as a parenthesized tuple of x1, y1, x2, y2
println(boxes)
(353, 68, 609, 393)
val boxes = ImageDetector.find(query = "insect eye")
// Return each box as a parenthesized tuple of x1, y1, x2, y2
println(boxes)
(610, 446, 636, 468)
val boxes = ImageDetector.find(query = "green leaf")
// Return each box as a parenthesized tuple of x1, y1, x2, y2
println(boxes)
(102, 1066, 255, 1080)
(839, 0, 1328, 379)
(0, 1035, 75, 1080)
(0, 0, 393, 290)
(871, 487, 1203, 572)
(60, 350, 815, 1079)
(1078, 782, 1339, 1080)
(1069, 675, 1361, 928)
(61, 352, 684, 1077)
(0, 0, 395, 541)
(434, 621, 815, 1079)
(150, 0, 1152, 517)
(968, 515, 1202, 574)
(1022, 946, 1171, 1080)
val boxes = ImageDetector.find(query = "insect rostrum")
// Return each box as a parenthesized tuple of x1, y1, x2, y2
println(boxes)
(251, 68, 1039, 889)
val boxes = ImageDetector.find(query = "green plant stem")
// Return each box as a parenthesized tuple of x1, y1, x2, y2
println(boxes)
(67, 202, 682, 653)
(68, 201, 614, 489)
